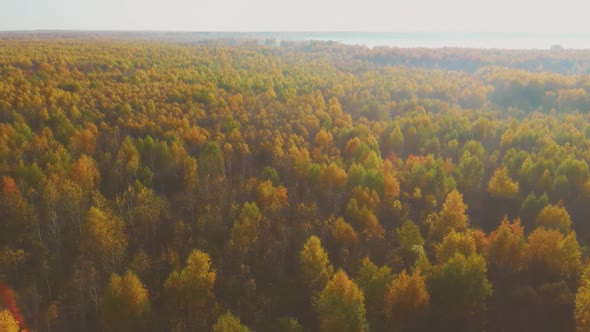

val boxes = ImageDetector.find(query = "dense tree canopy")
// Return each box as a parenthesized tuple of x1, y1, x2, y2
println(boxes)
(1, 37, 590, 331)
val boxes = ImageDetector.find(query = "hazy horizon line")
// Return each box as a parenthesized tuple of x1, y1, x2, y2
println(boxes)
(2, 29, 590, 35)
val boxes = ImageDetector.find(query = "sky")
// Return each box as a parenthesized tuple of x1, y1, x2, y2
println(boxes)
(1, 0, 589, 32)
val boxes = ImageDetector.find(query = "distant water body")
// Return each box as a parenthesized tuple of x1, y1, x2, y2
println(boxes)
(300, 32, 590, 49)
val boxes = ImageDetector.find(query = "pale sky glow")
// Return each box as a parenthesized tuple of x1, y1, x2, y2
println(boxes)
(1, 0, 589, 32)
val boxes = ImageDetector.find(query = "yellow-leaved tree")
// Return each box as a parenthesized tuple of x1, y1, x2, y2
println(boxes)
(429, 190, 469, 242)
(576, 265, 590, 332)
(164, 250, 217, 331)
(316, 269, 368, 332)
(488, 167, 519, 199)
(100, 270, 150, 332)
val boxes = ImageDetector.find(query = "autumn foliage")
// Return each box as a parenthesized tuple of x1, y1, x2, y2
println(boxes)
(1, 37, 590, 331)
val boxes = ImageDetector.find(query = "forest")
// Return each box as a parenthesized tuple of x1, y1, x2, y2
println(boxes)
(2, 38, 590, 331)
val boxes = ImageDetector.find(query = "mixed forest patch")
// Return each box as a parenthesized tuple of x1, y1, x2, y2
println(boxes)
(2, 39, 590, 331)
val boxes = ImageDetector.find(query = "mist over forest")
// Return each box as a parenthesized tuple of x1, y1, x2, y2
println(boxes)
(2, 34, 590, 331)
